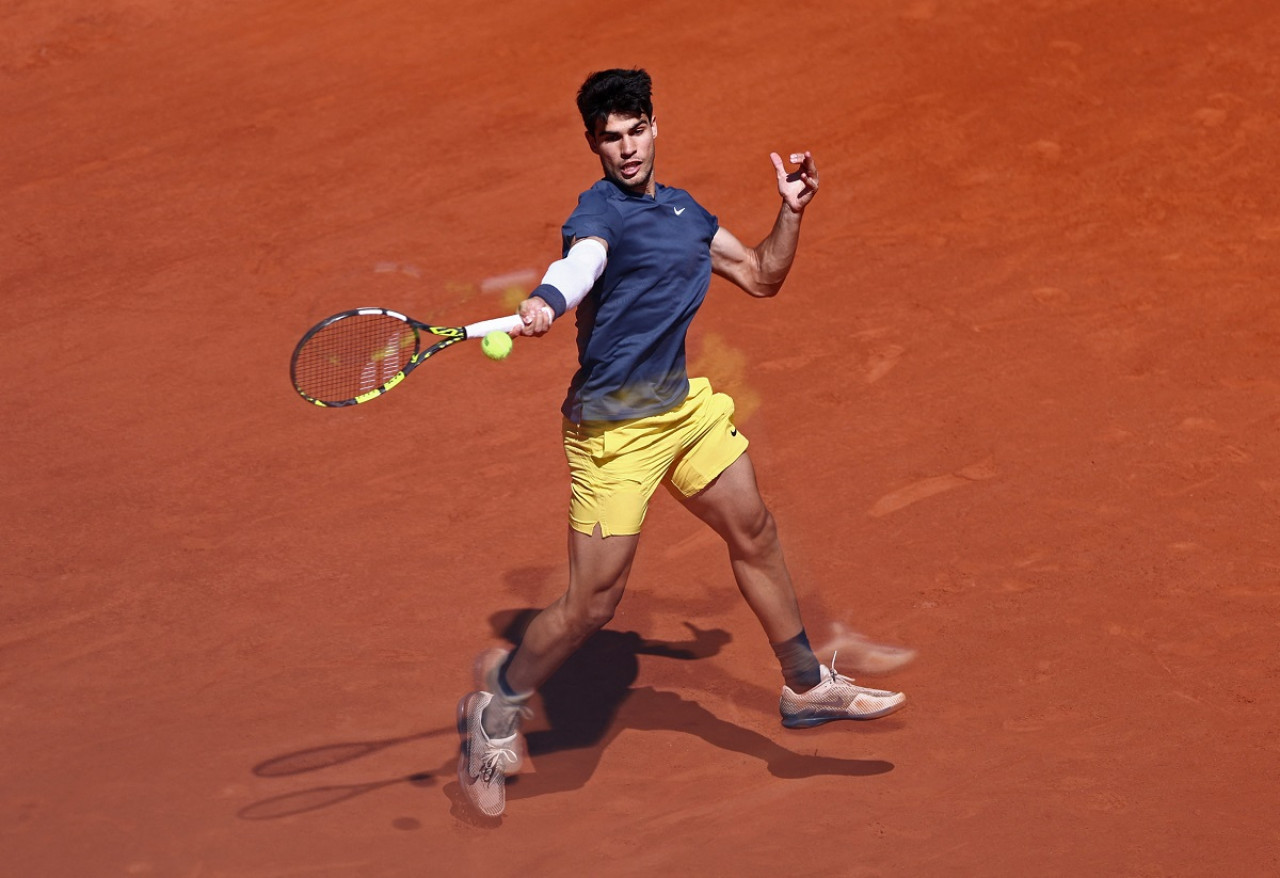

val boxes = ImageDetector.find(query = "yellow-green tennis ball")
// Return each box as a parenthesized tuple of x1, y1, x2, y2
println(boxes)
(482, 331, 513, 361)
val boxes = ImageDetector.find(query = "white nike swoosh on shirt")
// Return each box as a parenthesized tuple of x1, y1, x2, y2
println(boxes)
(674, 207, 686, 215)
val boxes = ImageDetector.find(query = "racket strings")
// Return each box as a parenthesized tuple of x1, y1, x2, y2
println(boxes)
(293, 313, 418, 404)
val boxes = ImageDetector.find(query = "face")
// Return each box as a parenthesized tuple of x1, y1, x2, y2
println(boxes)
(586, 112, 658, 196)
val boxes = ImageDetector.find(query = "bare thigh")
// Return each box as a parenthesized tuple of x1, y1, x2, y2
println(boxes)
(679, 452, 804, 643)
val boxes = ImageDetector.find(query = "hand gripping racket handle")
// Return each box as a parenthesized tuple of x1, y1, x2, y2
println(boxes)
(463, 314, 524, 339)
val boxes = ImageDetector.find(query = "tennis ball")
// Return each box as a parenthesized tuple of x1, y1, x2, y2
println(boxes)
(481, 331, 513, 361)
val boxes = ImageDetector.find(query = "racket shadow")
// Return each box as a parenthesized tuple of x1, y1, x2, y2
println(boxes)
(252, 727, 453, 777)
(238, 773, 435, 821)
(487, 608, 894, 803)
(239, 728, 452, 821)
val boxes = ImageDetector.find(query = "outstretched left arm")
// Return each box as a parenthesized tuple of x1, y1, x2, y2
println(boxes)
(710, 151, 819, 298)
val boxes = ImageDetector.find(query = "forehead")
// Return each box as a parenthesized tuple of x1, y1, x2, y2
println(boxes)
(592, 112, 651, 137)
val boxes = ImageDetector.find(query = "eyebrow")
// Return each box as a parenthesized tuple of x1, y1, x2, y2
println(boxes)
(599, 118, 649, 139)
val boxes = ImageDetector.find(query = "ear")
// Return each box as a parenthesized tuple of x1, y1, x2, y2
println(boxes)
(583, 129, 600, 156)
(651, 116, 657, 140)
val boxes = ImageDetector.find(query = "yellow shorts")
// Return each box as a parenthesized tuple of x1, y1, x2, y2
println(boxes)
(563, 377, 749, 537)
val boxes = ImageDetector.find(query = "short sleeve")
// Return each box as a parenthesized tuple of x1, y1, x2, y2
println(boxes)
(561, 187, 623, 255)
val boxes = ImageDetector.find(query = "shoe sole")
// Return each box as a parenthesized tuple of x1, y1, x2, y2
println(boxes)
(456, 692, 476, 776)
(781, 698, 906, 728)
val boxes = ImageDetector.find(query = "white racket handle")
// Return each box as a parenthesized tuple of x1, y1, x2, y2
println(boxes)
(463, 314, 524, 339)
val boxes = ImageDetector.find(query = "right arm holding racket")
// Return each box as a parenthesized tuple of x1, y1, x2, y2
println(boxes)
(515, 236, 608, 337)
(289, 237, 608, 408)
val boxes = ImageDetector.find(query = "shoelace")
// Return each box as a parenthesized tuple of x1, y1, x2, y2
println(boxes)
(479, 743, 520, 783)
(827, 651, 861, 686)
(477, 703, 532, 783)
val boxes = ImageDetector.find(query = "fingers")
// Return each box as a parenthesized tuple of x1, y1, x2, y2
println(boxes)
(789, 150, 818, 192)
(788, 150, 817, 173)
(516, 299, 555, 336)
(771, 150, 813, 180)
(774, 150, 819, 206)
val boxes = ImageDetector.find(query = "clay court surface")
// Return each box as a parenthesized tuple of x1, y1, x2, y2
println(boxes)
(4, 0, 1279, 875)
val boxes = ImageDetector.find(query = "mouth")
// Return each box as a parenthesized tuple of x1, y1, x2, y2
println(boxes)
(620, 160, 643, 178)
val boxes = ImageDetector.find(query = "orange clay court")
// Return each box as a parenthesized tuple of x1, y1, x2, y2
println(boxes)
(3, 1, 1278, 875)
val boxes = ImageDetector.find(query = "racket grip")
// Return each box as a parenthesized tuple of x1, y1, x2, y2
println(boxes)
(463, 314, 524, 339)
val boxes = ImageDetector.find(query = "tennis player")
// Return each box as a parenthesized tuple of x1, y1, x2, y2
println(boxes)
(458, 68, 908, 818)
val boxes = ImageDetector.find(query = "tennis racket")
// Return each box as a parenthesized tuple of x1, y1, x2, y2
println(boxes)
(290, 308, 523, 407)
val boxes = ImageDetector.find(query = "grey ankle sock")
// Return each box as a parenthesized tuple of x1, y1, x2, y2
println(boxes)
(770, 629, 821, 693)
(481, 692, 528, 739)
(481, 655, 533, 739)
(495, 652, 525, 700)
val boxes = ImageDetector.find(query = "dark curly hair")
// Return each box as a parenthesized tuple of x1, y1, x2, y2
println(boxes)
(576, 68, 653, 133)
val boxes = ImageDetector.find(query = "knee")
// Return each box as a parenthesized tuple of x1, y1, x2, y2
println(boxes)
(563, 589, 622, 640)
(729, 506, 779, 561)
(584, 595, 619, 632)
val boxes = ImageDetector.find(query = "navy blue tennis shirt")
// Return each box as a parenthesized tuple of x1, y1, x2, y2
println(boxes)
(548, 178, 719, 423)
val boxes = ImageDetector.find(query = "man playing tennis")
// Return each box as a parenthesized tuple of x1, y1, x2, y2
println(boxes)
(458, 68, 908, 818)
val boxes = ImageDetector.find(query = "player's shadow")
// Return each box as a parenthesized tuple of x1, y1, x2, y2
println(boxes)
(487, 608, 893, 802)
(239, 610, 893, 822)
